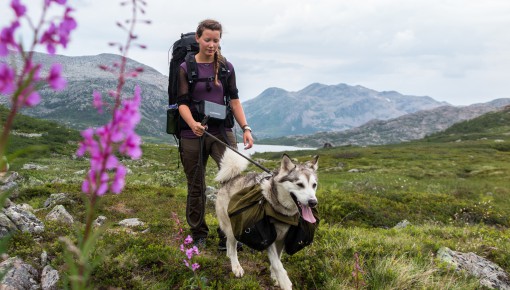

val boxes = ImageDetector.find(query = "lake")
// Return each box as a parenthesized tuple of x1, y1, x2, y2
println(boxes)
(236, 143, 316, 154)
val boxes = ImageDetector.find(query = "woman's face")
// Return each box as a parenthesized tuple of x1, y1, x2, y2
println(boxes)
(196, 29, 221, 58)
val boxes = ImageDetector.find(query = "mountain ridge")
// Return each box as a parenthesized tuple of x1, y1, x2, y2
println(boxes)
(1, 51, 507, 145)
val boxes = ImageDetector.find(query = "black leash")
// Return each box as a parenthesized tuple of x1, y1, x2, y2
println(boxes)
(201, 116, 272, 174)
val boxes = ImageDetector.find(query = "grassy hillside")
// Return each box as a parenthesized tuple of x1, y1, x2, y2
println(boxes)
(2, 108, 510, 289)
(425, 106, 510, 143)
(0, 105, 80, 159)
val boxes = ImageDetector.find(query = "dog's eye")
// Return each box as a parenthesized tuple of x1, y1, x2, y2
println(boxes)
(312, 183, 317, 189)
(296, 182, 304, 188)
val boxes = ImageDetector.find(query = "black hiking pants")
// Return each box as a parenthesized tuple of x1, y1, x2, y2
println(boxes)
(180, 131, 236, 240)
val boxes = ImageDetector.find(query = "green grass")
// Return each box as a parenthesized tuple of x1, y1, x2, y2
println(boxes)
(2, 108, 510, 289)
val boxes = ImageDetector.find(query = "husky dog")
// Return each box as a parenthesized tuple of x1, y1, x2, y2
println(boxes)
(215, 149, 319, 290)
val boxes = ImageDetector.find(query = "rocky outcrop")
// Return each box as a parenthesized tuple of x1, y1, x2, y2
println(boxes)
(0, 257, 40, 290)
(3, 204, 44, 234)
(45, 205, 74, 225)
(438, 247, 510, 290)
(41, 265, 60, 290)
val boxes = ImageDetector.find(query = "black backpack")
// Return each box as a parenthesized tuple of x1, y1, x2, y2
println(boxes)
(166, 32, 233, 137)
(168, 32, 198, 106)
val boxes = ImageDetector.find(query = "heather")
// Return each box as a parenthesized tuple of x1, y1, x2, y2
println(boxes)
(3, 116, 510, 288)
(1, 0, 509, 289)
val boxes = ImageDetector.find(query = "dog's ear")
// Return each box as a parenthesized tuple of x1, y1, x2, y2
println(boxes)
(281, 154, 295, 172)
(306, 155, 319, 171)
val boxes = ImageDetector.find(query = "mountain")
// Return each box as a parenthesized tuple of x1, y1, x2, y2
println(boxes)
(1, 51, 504, 145)
(0, 52, 169, 143)
(243, 83, 448, 138)
(258, 98, 510, 147)
(426, 104, 510, 143)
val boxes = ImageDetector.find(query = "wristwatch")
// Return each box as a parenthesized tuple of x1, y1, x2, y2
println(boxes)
(241, 125, 252, 132)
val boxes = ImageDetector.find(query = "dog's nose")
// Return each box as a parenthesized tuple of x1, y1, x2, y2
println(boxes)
(308, 199, 318, 208)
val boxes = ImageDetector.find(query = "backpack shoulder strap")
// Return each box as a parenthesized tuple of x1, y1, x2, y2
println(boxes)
(185, 53, 199, 96)
(219, 58, 231, 101)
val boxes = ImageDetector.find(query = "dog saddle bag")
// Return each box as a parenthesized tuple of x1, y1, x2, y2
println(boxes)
(284, 207, 320, 255)
(228, 184, 276, 251)
(228, 184, 301, 251)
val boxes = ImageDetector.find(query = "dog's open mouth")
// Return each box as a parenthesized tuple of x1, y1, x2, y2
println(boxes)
(291, 193, 317, 224)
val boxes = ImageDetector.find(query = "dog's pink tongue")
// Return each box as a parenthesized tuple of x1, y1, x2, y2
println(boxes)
(300, 205, 316, 224)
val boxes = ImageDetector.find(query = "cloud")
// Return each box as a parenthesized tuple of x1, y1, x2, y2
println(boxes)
(1, 0, 510, 105)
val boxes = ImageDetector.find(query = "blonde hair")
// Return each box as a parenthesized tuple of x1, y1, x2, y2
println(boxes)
(197, 19, 225, 86)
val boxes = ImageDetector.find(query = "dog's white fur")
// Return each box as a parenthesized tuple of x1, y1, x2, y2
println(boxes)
(215, 149, 318, 290)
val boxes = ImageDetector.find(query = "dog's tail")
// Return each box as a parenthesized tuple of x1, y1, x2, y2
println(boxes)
(215, 148, 250, 183)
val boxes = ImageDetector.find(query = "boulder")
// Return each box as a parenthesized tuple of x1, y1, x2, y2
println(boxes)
(118, 218, 145, 228)
(43, 193, 72, 208)
(93, 215, 107, 227)
(0, 257, 39, 290)
(41, 265, 59, 290)
(3, 204, 44, 234)
(437, 247, 510, 289)
(46, 205, 74, 225)
(0, 212, 18, 238)
(393, 219, 411, 229)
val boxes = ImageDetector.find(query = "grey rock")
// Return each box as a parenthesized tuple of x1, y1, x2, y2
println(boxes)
(4, 205, 45, 234)
(40, 251, 48, 267)
(43, 193, 71, 208)
(93, 215, 107, 227)
(0, 172, 19, 185)
(0, 212, 18, 238)
(45, 205, 74, 225)
(0, 181, 18, 194)
(3, 198, 13, 208)
(393, 219, 411, 229)
(22, 163, 49, 170)
(205, 186, 217, 204)
(18, 203, 34, 213)
(437, 247, 510, 290)
(118, 218, 144, 228)
(41, 265, 59, 290)
(0, 257, 40, 290)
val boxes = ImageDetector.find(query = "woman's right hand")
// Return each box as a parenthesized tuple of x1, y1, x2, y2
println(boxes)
(190, 121, 206, 137)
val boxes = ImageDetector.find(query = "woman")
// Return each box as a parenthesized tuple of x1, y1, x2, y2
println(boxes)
(177, 19, 254, 248)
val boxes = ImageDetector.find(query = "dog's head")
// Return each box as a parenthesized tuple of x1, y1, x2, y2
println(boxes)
(275, 154, 319, 223)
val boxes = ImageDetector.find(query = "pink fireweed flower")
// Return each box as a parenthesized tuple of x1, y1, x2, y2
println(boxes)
(92, 91, 103, 113)
(40, 23, 58, 54)
(0, 21, 20, 56)
(11, 0, 27, 17)
(78, 86, 142, 196)
(191, 263, 200, 272)
(76, 128, 95, 157)
(23, 91, 41, 107)
(58, 8, 77, 46)
(44, 0, 67, 7)
(111, 164, 126, 194)
(0, 64, 15, 94)
(184, 235, 193, 245)
(185, 248, 194, 260)
(48, 63, 66, 90)
(17, 86, 41, 107)
(120, 133, 141, 159)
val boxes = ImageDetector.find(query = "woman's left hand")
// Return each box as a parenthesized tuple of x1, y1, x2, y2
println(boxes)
(243, 130, 253, 149)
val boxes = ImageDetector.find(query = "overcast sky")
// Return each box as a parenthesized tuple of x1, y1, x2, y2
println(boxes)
(2, 0, 510, 106)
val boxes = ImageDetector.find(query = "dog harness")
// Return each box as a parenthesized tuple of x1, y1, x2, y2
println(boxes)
(227, 184, 319, 254)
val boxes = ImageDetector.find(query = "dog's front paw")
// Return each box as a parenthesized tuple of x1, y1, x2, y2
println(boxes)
(280, 279, 292, 290)
(232, 264, 244, 277)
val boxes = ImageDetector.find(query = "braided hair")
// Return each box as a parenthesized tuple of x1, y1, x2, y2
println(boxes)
(196, 19, 225, 86)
